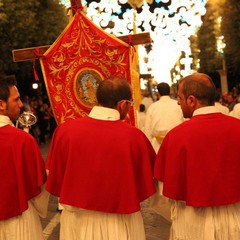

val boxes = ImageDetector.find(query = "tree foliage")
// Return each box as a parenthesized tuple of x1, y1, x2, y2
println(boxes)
(221, 0, 240, 86)
(0, 0, 68, 95)
(190, 0, 240, 88)
(197, 1, 222, 73)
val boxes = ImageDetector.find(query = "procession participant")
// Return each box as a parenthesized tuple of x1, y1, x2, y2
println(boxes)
(46, 76, 156, 240)
(214, 91, 229, 115)
(154, 73, 240, 240)
(0, 75, 49, 240)
(144, 82, 184, 153)
(136, 103, 147, 131)
(229, 95, 240, 119)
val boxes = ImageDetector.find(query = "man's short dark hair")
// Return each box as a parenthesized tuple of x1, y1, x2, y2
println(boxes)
(180, 73, 216, 106)
(0, 75, 17, 102)
(139, 104, 145, 112)
(157, 82, 170, 96)
(96, 76, 132, 108)
(214, 91, 221, 102)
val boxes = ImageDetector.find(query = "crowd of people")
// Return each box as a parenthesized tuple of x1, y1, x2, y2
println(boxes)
(19, 95, 57, 144)
(1, 72, 240, 240)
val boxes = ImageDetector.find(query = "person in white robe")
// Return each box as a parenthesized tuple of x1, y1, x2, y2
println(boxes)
(144, 82, 184, 153)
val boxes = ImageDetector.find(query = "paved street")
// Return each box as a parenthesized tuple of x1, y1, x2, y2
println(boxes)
(39, 142, 171, 240)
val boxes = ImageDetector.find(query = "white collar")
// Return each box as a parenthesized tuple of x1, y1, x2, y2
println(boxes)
(88, 106, 120, 121)
(0, 115, 13, 127)
(159, 96, 171, 101)
(193, 106, 220, 116)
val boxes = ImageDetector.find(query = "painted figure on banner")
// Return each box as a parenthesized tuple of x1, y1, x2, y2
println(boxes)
(76, 71, 101, 107)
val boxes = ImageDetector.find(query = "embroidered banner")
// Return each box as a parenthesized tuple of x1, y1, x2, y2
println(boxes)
(40, 10, 135, 125)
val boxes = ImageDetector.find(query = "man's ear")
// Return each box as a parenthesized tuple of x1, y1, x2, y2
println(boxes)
(115, 100, 125, 112)
(0, 99, 6, 111)
(187, 95, 197, 107)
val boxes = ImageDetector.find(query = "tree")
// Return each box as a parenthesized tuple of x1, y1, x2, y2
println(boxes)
(0, 0, 68, 96)
(190, 0, 240, 89)
(197, 1, 222, 74)
(0, 1, 39, 73)
(221, 0, 240, 88)
(35, 0, 69, 46)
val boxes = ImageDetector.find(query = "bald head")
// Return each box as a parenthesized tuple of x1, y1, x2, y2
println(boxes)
(179, 73, 216, 106)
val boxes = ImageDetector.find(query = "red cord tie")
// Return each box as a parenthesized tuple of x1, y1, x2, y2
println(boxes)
(71, 0, 83, 14)
(33, 47, 45, 81)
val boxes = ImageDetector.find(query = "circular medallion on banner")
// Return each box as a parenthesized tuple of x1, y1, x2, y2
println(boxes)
(75, 68, 103, 109)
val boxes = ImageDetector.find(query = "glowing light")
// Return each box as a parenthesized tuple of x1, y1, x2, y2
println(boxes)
(61, 0, 207, 86)
(216, 17, 225, 55)
(32, 83, 38, 89)
(60, 0, 71, 8)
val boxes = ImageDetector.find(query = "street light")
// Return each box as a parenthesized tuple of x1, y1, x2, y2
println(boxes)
(32, 83, 39, 90)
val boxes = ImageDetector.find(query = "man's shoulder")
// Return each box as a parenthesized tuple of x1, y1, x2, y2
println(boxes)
(149, 97, 179, 110)
(147, 100, 161, 110)
(1, 125, 36, 143)
(165, 97, 179, 104)
(58, 117, 87, 127)
(233, 103, 240, 111)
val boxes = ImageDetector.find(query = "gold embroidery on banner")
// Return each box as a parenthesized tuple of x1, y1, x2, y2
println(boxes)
(45, 12, 130, 123)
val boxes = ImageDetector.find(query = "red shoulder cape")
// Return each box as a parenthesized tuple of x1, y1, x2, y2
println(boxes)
(0, 125, 46, 220)
(154, 113, 240, 207)
(46, 117, 156, 213)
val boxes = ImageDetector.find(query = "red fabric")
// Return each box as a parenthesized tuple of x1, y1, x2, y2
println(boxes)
(40, 10, 135, 126)
(154, 113, 240, 207)
(0, 125, 46, 220)
(46, 117, 156, 214)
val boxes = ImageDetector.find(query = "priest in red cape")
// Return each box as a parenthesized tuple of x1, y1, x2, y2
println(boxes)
(0, 75, 49, 240)
(154, 73, 240, 240)
(46, 76, 156, 240)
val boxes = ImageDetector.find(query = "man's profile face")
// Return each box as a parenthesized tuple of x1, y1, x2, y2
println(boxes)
(4, 86, 23, 120)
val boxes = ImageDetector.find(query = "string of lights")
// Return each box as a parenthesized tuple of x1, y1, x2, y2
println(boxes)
(61, 0, 207, 86)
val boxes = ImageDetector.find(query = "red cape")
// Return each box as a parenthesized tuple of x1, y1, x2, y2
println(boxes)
(154, 113, 240, 207)
(46, 117, 156, 214)
(0, 125, 46, 220)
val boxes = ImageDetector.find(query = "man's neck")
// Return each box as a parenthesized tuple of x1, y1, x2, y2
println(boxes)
(0, 115, 13, 127)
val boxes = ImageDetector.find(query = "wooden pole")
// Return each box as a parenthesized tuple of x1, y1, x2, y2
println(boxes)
(12, 0, 151, 63)
(12, 32, 151, 62)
